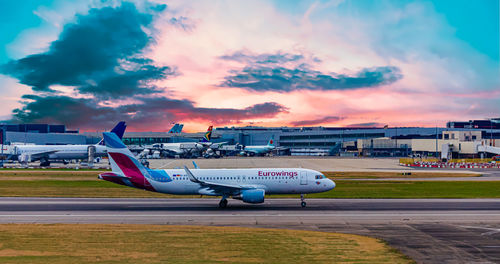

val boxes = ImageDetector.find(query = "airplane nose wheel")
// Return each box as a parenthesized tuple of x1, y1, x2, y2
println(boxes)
(300, 194, 306, 208)
(219, 198, 228, 208)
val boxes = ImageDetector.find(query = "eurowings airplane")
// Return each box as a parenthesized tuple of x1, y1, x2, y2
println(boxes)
(99, 132, 336, 208)
(14, 121, 126, 166)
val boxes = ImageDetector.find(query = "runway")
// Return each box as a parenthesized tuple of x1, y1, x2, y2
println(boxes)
(1, 198, 499, 263)
(0, 198, 499, 224)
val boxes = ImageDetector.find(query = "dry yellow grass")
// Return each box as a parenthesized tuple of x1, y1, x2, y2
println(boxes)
(0, 224, 412, 264)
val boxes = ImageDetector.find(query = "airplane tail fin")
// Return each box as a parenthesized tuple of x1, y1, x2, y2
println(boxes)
(199, 126, 213, 143)
(168, 123, 184, 133)
(97, 121, 127, 146)
(267, 135, 275, 146)
(168, 124, 178, 133)
(100, 132, 154, 191)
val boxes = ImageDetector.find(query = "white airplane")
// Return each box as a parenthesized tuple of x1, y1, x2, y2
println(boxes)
(147, 126, 221, 158)
(13, 122, 126, 166)
(99, 132, 336, 208)
(240, 136, 278, 156)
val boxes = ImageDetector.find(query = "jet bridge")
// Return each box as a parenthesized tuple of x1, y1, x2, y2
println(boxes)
(477, 145, 500, 155)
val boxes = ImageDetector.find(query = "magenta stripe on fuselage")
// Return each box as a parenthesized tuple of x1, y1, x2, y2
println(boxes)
(108, 152, 155, 191)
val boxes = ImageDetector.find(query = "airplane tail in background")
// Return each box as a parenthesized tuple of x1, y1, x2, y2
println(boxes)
(200, 126, 213, 143)
(267, 135, 275, 146)
(168, 123, 184, 133)
(100, 132, 155, 191)
(97, 121, 127, 146)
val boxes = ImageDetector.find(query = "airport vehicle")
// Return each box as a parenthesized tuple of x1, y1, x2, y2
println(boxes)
(168, 123, 184, 133)
(13, 122, 126, 166)
(146, 126, 222, 158)
(240, 136, 277, 156)
(99, 132, 335, 208)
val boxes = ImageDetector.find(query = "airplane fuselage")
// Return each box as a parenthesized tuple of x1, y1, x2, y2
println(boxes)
(100, 168, 335, 195)
(242, 145, 275, 155)
(14, 145, 107, 161)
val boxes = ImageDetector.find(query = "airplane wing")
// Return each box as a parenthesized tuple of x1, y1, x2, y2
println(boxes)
(184, 166, 243, 195)
(209, 142, 228, 149)
(28, 150, 59, 160)
(275, 147, 289, 151)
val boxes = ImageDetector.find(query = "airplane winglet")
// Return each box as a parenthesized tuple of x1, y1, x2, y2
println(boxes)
(192, 161, 199, 169)
(184, 166, 201, 183)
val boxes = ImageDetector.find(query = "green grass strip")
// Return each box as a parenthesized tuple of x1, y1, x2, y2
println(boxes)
(0, 179, 499, 198)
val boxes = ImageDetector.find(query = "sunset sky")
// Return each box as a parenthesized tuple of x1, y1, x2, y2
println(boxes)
(0, 0, 498, 132)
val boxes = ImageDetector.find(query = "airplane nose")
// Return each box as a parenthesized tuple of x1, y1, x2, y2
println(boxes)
(327, 179, 336, 190)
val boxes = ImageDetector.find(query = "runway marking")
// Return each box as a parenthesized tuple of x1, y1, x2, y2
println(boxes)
(459, 225, 500, 236)
(1, 213, 500, 217)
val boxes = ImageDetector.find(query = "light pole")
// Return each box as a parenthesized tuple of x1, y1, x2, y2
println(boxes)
(0, 126, 4, 168)
(435, 126, 438, 159)
(490, 118, 493, 146)
(395, 126, 398, 156)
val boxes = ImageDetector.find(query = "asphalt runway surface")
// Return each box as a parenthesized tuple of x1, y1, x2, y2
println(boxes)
(0, 198, 499, 263)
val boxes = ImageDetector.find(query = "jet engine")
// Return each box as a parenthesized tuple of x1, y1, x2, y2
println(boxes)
(18, 153, 32, 163)
(236, 189, 265, 204)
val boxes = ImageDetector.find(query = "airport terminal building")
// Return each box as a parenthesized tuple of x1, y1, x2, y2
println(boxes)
(2, 119, 500, 158)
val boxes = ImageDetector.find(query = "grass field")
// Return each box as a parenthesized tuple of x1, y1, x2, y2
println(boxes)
(323, 171, 479, 179)
(0, 170, 497, 198)
(306, 180, 500, 198)
(0, 224, 412, 264)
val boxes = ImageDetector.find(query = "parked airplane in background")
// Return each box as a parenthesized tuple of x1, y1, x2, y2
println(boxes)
(13, 121, 126, 166)
(240, 136, 277, 156)
(145, 126, 222, 158)
(99, 132, 335, 207)
(168, 123, 184, 133)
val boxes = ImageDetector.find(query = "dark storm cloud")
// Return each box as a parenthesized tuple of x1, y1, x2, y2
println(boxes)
(4, 2, 287, 129)
(1, 2, 170, 96)
(11, 95, 287, 129)
(11, 95, 112, 127)
(290, 116, 343, 126)
(78, 63, 176, 99)
(219, 51, 305, 64)
(220, 65, 403, 92)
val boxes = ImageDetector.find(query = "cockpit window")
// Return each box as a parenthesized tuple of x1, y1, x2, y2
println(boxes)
(315, 175, 325, 179)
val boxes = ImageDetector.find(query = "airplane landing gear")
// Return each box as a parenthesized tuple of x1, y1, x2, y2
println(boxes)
(300, 194, 306, 208)
(219, 197, 228, 208)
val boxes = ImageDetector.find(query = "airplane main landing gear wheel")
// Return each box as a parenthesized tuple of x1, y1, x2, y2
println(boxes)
(301, 201, 307, 208)
(300, 194, 306, 208)
(219, 198, 228, 208)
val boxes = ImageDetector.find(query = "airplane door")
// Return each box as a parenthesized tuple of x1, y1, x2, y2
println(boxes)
(300, 171, 307, 185)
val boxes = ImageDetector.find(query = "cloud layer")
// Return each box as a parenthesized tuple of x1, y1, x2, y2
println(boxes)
(1, 0, 498, 131)
(12, 94, 285, 128)
(220, 64, 402, 92)
(290, 116, 343, 126)
(1, 2, 287, 130)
